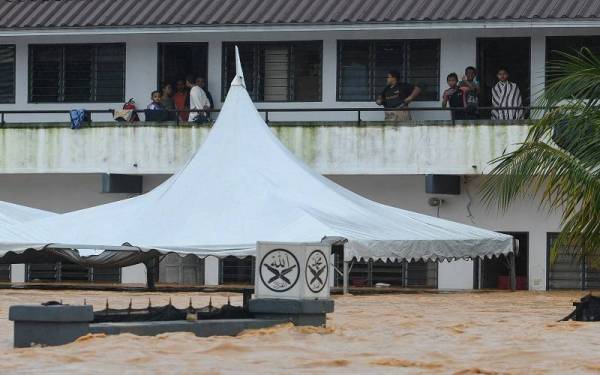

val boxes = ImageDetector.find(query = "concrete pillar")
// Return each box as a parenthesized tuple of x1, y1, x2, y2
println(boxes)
(321, 37, 337, 107)
(204, 256, 220, 286)
(121, 264, 147, 285)
(529, 230, 548, 291)
(530, 33, 546, 118)
(125, 39, 157, 115)
(10, 264, 25, 283)
(207, 40, 223, 108)
(438, 259, 474, 290)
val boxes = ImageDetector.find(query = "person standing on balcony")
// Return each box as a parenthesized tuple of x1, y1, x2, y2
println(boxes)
(196, 77, 214, 119)
(173, 79, 189, 122)
(376, 70, 421, 121)
(186, 75, 210, 123)
(491, 68, 524, 120)
(442, 73, 469, 120)
(459, 66, 480, 119)
(160, 83, 176, 121)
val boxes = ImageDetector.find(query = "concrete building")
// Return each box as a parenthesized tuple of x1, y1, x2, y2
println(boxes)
(1, 0, 598, 290)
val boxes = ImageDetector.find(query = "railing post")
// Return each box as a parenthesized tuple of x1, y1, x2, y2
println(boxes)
(265, 111, 269, 124)
(1, 112, 4, 127)
(176, 111, 179, 126)
(357, 110, 361, 126)
(450, 108, 456, 126)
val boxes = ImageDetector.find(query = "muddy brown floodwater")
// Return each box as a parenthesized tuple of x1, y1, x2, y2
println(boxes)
(0, 290, 598, 374)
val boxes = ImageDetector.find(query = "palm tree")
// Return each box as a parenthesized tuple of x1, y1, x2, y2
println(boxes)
(481, 48, 600, 262)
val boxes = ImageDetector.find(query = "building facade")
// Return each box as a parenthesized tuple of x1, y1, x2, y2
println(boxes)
(1, 0, 599, 290)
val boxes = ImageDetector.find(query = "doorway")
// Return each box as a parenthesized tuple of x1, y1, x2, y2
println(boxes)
(474, 232, 529, 290)
(157, 43, 208, 89)
(476, 38, 531, 118)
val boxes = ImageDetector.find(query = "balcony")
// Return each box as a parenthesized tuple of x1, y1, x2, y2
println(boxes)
(0, 108, 532, 175)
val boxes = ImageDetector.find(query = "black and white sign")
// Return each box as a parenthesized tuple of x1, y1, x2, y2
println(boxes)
(305, 249, 328, 293)
(259, 249, 300, 292)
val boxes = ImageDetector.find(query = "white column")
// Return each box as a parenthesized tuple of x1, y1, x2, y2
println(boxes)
(528, 230, 548, 291)
(125, 38, 158, 111)
(438, 259, 474, 290)
(530, 33, 546, 119)
(207, 40, 223, 108)
(10, 264, 25, 283)
(121, 264, 147, 285)
(204, 256, 220, 286)
(321, 37, 337, 107)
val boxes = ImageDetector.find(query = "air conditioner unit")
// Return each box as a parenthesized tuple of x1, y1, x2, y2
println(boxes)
(255, 242, 331, 300)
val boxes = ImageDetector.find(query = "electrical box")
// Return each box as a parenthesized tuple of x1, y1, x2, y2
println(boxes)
(425, 174, 461, 195)
(102, 174, 143, 194)
(255, 242, 331, 300)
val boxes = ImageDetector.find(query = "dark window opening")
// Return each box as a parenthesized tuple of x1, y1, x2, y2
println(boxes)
(0, 45, 15, 104)
(29, 44, 125, 103)
(476, 37, 531, 119)
(26, 262, 121, 283)
(0, 264, 10, 281)
(220, 256, 255, 285)
(222, 41, 322, 102)
(546, 36, 600, 97)
(157, 43, 208, 91)
(337, 39, 440, 102)
(547, 233, 600, 290)
(333, 254, 437, 288)
(474, 232, 529, 290)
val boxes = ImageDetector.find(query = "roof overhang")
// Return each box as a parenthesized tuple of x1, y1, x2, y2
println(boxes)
(1, 19, 599, 37)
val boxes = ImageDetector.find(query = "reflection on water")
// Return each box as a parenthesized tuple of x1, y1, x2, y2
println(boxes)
(0, 290, 598, 374)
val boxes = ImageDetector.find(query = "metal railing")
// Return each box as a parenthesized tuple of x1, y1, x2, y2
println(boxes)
(0, 106, 539, 127)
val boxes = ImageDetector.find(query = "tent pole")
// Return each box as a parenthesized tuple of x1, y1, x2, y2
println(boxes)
(509, 252, 516, 291)
(343, 261, 349, 295)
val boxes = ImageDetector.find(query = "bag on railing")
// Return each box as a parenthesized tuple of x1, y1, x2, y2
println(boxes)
(69, 109, 90, 129)
(114, 99, 140, 122)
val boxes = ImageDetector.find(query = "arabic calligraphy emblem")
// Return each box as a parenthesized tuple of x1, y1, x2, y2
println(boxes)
(306, 250, 328, 293)
(260, 249, 300, 292)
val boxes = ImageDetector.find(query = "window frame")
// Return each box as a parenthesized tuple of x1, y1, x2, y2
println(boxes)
(336, 39, 441, 102)
(221, 41, 323, 103)
(28, 43, 126, 104)
(0, 44, 16, 104)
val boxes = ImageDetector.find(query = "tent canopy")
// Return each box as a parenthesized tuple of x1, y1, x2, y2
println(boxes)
(0, 48, 513, 266)
(0, 200, 55, 226)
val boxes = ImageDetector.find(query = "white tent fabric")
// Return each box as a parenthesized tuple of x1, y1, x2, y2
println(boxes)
(0, 48, 513, 264)
(0, 200, 55, 226)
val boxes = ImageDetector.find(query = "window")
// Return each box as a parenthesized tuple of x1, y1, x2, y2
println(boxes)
(337, 39, 440, 101)
(222, 42, 322, 102)
(546, 36, 600, 82)
(0, 45, 15, 104)
(158, 43, 208, 89)
(29, 44, 125, 103)
(547, 233, 600, 290)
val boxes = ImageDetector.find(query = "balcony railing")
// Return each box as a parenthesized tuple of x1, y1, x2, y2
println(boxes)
(0, 106, 540, 127)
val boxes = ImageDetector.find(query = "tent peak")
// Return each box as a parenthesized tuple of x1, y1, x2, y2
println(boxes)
(231, 46, 246, 88)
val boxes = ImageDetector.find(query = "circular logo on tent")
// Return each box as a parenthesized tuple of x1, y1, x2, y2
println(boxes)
(260, 249, 300, 292)
(305, 249, 328, 293)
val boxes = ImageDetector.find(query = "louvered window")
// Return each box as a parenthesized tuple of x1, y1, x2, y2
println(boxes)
(0, 45, 15, 104)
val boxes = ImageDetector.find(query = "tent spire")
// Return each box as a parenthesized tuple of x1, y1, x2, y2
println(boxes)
(231, 46, 246, 88)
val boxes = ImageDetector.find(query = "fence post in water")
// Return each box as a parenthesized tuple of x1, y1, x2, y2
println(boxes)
(343, 261, 349, 295)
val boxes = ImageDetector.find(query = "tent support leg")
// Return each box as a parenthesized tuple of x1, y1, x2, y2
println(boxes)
(509, 252, 516, 291)
(343, 261, 349, 295)
(144, 257, 158, 291)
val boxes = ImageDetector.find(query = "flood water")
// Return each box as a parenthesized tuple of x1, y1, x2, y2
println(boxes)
(0, 290, 598, 374)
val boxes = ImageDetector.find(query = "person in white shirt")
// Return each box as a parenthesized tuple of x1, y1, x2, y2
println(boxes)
(185, 75, 211, 123)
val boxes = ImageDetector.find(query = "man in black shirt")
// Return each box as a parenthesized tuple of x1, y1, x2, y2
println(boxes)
(376, 70, 421, 121)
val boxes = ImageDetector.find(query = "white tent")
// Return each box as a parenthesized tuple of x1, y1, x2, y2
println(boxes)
(0, 49, 513, 276)
(0, 200, 55, 226)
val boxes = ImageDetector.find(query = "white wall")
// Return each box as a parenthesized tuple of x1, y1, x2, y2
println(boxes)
(2, 27, 600, 123)
(0, 173, 561, 290)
